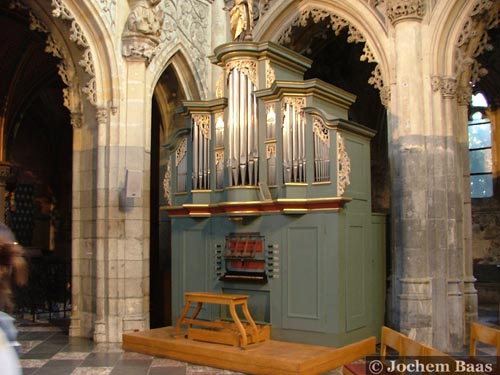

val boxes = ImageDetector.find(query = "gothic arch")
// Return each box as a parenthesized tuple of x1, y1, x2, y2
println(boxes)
(20, 0, 120, 120)
(431, 0, 500, 99)
(254, 0, 391, 107)
(151, 46, 204, 103)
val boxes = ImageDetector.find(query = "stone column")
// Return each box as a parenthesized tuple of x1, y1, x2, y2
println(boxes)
(439, 78, 465, 352)
(386, 0, 433, 344)
(93, 107, 111, 343)
(457, 85, 478, 343)
(97, 0, 165, 342)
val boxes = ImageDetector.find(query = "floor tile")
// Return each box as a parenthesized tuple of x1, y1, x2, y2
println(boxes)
(80, 352, 123, 367)
(70, 366, 114, 375)
(31, 359, 82, 375)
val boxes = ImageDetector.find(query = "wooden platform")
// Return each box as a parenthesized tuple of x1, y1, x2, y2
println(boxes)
(123, 326, 376, 375)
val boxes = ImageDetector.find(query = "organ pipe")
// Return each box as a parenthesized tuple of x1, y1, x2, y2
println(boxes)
(227, 67, 259, 186)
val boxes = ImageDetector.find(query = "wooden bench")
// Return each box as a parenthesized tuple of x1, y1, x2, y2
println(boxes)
(470, 322, 500, 356)
(343, 326, 402, 375)
(343, 326, 457, 375)
(175, 291, 270, 348)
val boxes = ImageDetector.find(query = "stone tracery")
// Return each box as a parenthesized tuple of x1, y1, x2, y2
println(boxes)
(277, 7, 389, 107)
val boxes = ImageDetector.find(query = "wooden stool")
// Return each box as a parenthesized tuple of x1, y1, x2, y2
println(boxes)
(175, 291, 270, 348)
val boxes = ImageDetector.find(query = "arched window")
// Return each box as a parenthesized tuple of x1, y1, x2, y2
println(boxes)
(468, 92, 493, 198)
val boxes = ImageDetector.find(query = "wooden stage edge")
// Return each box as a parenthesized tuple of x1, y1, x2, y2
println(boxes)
(122, 327, 376, 375)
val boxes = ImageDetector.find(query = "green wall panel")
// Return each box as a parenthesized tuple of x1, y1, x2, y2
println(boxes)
(283, 226, 323, 332)
(345, 214, 367, 332)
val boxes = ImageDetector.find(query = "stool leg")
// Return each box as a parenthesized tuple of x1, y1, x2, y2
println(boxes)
(175, 301, 191, 338)
(241, 302, 258, 335)
(229, 302, 248, 347)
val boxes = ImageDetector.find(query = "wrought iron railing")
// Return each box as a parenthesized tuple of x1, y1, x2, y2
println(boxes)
(14, 255, 71, 322)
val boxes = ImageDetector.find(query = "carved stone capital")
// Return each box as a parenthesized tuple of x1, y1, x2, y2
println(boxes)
(440, 77, 458, 98)
(71, 112, 83, 129)
(122, 0, 164, 63)
(96, 107, 109, 126)
(387, 0, 425, 25)
(457, 85, 473, 106)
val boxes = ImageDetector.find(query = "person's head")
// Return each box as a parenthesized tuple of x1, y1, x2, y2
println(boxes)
(0, 224, 28, 313)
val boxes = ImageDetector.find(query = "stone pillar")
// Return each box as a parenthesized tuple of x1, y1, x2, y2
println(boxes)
(386, 0, 432, 344)
(440, 78, 465, 352)
(93, 107, 111, 343)
(94, 0, 166, 342)
(457, 85, 478, 344)
(388, 0, 470, 350)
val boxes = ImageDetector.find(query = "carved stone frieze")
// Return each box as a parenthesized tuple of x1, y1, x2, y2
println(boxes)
(51, 0, 73, 20)
(386, 0, 425, 24)
(29, 11, 48, 33)
(45, 35, 63, 59)
(92, 0, 117, 30)
(158, 0, 211, 95)
(79, 49, 95, 76)
(278, 7, 388, 107)
(454, 0, 500, 88)
(82, 78, 98, 106)
(69, 20, 89, 48)
(49, 0, 98, 107)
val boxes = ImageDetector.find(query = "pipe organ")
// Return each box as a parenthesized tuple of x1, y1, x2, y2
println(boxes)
(162, 41, 386, 347)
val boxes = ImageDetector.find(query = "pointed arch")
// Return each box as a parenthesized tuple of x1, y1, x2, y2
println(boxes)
(431, 0, 500, 93)
(254, 0, 391, 107)
(151, 44, 205, 102)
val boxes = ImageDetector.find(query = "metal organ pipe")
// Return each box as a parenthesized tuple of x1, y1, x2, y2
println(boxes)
(282, 100, 306, 183)
(313, 118, 330, 182)
(227, 67, 259, 186)
(192, 116, 210, 190)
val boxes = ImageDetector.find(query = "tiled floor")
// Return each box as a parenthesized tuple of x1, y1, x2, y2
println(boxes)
(18, 323, 247, 375)
(15, 304, 499, 375)
(17, 322, 343, 375)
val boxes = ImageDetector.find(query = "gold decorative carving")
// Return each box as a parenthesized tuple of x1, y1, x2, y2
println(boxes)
(226, 59, 258, 86)
(266, 143, 276, 159)
(193, 114, 211, 139)
(163, 158, 171, 205)
(266, 60, 275, 88)
(216, 74, 224, 98)
(176, 137, 187, 167)
(282, 96, 305, 111)
(337, 134, 351, 196)
(313, 116, 328, 144)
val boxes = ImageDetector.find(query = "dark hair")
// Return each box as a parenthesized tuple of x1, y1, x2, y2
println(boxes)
(0, 224, 28, 312)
